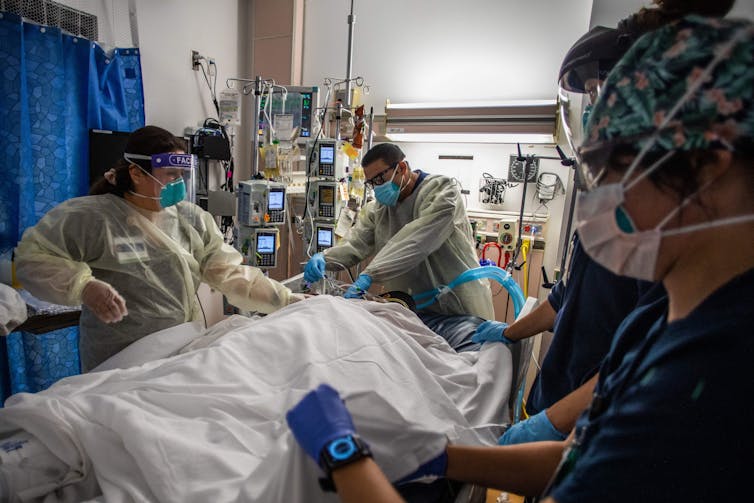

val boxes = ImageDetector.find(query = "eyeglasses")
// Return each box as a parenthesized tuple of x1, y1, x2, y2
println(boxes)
(365, 162, 400, 189)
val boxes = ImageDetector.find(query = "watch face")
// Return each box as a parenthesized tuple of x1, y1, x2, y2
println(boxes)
(328, 437, 357, 461)
(320, 434, 372, 476)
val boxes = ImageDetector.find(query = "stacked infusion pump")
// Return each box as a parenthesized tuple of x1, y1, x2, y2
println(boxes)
(235, 180, 286, 269)
(305, 139, 347, 254)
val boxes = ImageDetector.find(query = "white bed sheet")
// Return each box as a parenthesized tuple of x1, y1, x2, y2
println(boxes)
(0, 296, 512, 502)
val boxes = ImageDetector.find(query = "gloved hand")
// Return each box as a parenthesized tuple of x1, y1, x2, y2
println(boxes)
(471, 320, 514, 345)
(344, 273, 372, 299)
(395, 450, 448, 485)
(286, 384, 357, 464)
(497, 409, 566, 445)
(304, 253, 327, 283)
(81, 279, 128, 324)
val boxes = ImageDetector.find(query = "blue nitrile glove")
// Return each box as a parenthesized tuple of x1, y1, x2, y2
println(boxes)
(344, 273, 372, 299)
(395, 450, 448, 485)
(286, 384, 357, 464)
(471, 320, 514, 345)
(304, 253, 327, 283)
(497, 409, 566, 445)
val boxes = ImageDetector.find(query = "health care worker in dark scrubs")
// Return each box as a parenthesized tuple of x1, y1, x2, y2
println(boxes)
(16, 126, 302, 371)
(474, 0, 734, 446)
(285, 17, 754, 502)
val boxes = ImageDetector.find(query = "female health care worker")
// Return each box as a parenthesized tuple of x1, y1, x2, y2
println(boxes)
(15, 125, 302, 371)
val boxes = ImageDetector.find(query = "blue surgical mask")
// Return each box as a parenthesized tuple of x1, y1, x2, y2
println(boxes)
(374, 166, 401, 206)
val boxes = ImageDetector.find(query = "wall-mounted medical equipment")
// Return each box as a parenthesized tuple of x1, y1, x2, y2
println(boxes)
(498, 219, 518, 252)
(308, 180, 344, 220)
(237, 180, 287, 226)
(479, 173, 508, 210)
(306, 139, 346, 179)
(234, 226, 280, 269)
(535, 172, 565, 202)
(507, 155, 539, 183)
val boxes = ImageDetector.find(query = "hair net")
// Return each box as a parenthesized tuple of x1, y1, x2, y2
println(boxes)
(583, 15, 754, 156)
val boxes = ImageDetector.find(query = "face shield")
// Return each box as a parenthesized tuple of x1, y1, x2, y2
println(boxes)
(558, 26, 635, 189)
(124, 152, 197, 208)
(559, 58, 602, 142)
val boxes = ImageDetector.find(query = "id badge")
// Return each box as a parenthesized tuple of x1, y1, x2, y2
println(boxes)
(113, 237, 149, 263)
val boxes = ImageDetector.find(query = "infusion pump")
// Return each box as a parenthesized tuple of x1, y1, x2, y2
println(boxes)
(314, 222, 336, 253)
(306, 139, 346, 179)
(308, 180, 345, 220)
(234, 226, 279, 269)
(237, 180, 287, 226)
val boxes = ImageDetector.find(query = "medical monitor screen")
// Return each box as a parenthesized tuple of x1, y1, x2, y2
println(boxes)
(300, 92, 313, 137)
(319, 144, 335, 164)
(319, 186, 335, 205)
(268, 189, 284, 210)
(317, 229, 333, 246)
(256, 234, 275, 253)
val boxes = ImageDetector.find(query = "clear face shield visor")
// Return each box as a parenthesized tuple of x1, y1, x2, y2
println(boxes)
(574, 131, 663, 192)
(558, 60, 603, 190)
(124, 152, 197, 208)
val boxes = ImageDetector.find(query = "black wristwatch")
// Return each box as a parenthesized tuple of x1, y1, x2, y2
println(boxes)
(318, 434, 372, 492)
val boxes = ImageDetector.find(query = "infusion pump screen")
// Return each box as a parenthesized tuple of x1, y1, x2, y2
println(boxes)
(268, 190, 284, 210)
(257, 234, 275, 253)
(319, 186, 335, 204)
(317, 229, 333, 246)
(319, 145, 335, 164)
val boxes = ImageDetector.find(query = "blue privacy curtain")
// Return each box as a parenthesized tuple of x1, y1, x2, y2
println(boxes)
(0, 11, 145, 399)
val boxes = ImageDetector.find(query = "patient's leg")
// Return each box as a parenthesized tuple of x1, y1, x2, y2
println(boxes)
(417, 313, 485, 352)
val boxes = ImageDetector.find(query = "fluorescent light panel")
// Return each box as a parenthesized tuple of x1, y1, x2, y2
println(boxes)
(386, 133, 555, 144)
(384, 99, 557, 144)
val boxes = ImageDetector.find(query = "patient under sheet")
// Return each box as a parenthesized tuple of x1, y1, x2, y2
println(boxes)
(0, 296, 512, 502)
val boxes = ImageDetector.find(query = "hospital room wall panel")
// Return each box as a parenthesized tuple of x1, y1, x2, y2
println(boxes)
(399, 142, 573, 301)
(302, 0, 593, 115)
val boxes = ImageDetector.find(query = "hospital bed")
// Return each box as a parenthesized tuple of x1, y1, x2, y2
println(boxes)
(0, 293, 536, 502)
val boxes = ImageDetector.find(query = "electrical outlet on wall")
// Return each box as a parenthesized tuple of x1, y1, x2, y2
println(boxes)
(191, 50, 202, 71)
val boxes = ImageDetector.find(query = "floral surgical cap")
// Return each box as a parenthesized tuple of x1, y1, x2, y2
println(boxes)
(583, 15, 754, 155)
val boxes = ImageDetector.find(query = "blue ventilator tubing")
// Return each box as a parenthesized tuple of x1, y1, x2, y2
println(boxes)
(413, 266, 525, 318)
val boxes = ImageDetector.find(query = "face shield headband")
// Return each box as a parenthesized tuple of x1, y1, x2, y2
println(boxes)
(124, 152, 196, 208)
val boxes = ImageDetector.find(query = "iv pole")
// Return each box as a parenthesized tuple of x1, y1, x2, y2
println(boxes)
(345, 0, 355, 108)
(251, 76, 262, 177)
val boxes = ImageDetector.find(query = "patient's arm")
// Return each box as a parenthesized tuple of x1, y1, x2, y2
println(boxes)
(332, 458, 405, 503)
(547, 373, 598, 435)
(446, 442, 564, 497)
(504, 299, 557, 342)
